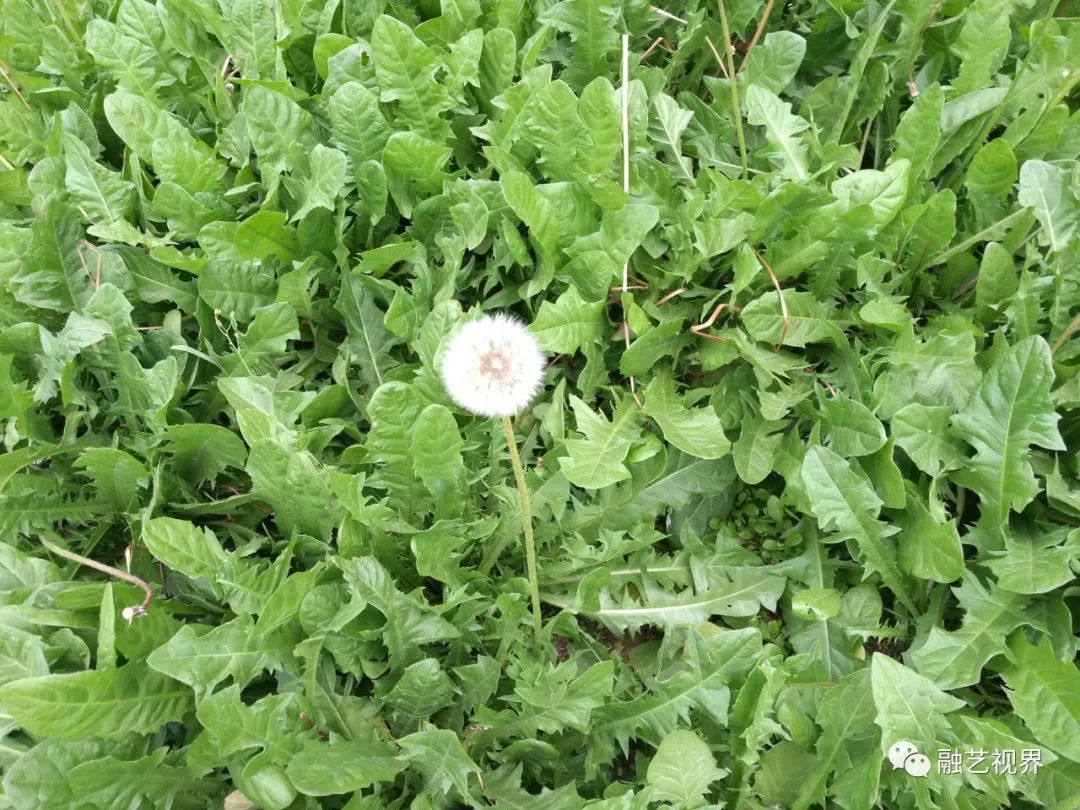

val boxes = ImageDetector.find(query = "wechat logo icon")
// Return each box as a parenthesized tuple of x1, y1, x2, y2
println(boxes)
(888, 740, 931, 778)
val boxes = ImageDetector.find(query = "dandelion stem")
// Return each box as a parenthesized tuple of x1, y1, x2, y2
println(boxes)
(716, 0, 748, 178)
(502, 414, 541, 636)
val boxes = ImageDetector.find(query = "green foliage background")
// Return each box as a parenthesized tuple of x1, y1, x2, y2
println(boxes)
(0, 0, 1079, 807)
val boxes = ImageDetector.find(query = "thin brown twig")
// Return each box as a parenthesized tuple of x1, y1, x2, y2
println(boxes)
(856, 117, 874, 169)
(691, 303, 740, 342)
(751, 247, 789, 350)
(739, 0, 776, 73)
(643, 36, 675, 58)
(657, 287, 689, 306)
(77, 240, 102, 289)
(609, 275, 650, 291)
(704, 35, 730, 80)
(40, 533, 153, 620)
(1052, 313, 1080, 355)
(0, 60, 29, 110)
(650, 4, 688, 24)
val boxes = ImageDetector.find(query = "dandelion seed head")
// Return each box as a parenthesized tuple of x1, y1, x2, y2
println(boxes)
(441, 313, 545, 417)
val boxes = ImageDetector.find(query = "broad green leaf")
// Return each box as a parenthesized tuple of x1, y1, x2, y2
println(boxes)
(740, 291, 844, 348)
(328, 82, 391, 164)
(336, 273, 399, 388)
(410, 404, 465, 519)
(0, 662, 192, 740)
(974, 242, 1018, 323)
(952, 0, 1013, 95)
(891, 83, 942, 181)
(237, 302, 299, 368)
(537, 0, 619, 91)
(147, 615, 294, 701)
(1000, 637, 1080, 764)
(371, 15, 453, 142)
(198, 263, 277, 322)
(63, 133, 135, 224)
(745, 85, 810, 181)
(982, 527, 1079, 594)
(891, 403, 965, 477)
(530, 286, 606, 354)
(800, 446, 915, 612)
(907, 573, 1032, 689)
(386, 658, 458, 726)
(592, 628, 760, 762)
(642, 376, 730, 460)
(650, 93, 694, 183)
(1017, 159, 1078, 252)
(85, 19, 167, 100)
(74, 448, 148, 511)
(243, 85, 316, 176)
(34, 313, 111, 403)
(733, 413, 785, 485)
(830, 159, 910, 228)
(521, 80, 589, 182)
(218, 0, 281, 80)
(396, 727, 481, 800)
(739, 31, 805, 94)
(544, 566, 785, 632)
(284, 144, 347, 222)
(793, 668, 879, 810)
(819, 392, 886, 458)
(339, 557, 460, 670)
(966, 139, 1018, 199)
(621, 319, 688, 377)
(561, 395, 640, 489)
(895, 484, 964, 583)
(648, 729, 727, 807)
(142, 517, 230, 581)
(246, 441, 338, 540)
(286, 737, 405, 796)
(950, 336, 1064, 524)
(11, 199, 93, 313)
(871, 653, 963, 761)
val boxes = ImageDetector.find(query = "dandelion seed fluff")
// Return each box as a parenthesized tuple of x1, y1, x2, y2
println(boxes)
(441, 313, 546, 417)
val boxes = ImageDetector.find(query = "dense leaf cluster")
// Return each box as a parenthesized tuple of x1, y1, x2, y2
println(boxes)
(0, 0, 1078, 808)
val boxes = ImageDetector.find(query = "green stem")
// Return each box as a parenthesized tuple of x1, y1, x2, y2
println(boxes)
(502, 414, 541, 636)
(717, 0, 748, 178)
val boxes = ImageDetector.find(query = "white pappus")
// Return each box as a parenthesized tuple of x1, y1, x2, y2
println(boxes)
(440, 312, 546, 418)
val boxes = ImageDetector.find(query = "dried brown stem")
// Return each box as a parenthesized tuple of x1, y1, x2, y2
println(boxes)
(0, 60, 29, 109)
(704, 35, 730, 80)
(752, 248, 789, 350)
(740, 0, 776, 73)
(691, 303, 740, 342)
(40, 534, 153, 620)
(77, 240, 102, 289)
(1052, 313, 1080, 355)
(657, 287, 689, 306)
(650, 4, 688, 24)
